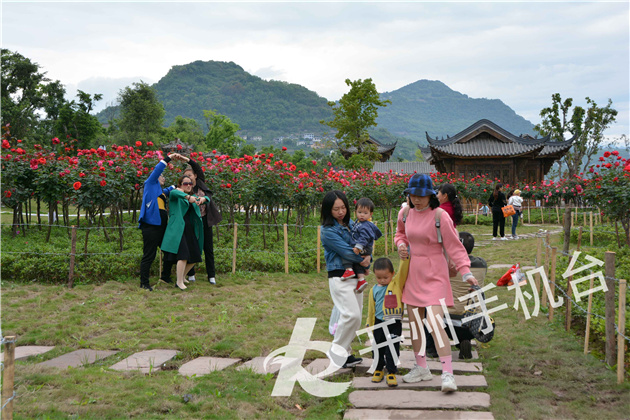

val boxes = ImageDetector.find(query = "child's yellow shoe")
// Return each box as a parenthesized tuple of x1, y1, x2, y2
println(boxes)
(371, 370, 384, 383)
(386, 373, 398, 387)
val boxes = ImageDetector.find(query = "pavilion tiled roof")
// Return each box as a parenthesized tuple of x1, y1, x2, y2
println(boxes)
(372, 161, 436, 174)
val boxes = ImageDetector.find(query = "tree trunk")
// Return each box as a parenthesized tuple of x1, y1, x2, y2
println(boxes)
(37, 197, 41, 230)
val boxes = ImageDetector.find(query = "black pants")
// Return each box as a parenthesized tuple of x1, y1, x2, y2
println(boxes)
(140, 222, 175, 286)
(424, 323, 475, 352)
(373, 318, 402, 373)
(492, 210, 505, 238)
(187, 223, 216, 279)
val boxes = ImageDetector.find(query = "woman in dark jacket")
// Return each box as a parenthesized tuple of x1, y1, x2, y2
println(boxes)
(181, 155, 222, 284)
(488, 183, 507, 240)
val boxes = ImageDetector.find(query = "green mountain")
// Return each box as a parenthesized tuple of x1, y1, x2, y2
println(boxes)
(377, 80, 536, 142)
(152, 60, 331, 138)
(97, 61, 538, 160)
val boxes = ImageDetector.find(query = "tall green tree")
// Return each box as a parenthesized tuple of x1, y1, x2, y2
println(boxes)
(534, 93, 617, 253)
(162, 116, 205, 149)
(203, 109, 243, 156)
(320, 78, 390, 163)
(535, 93, 617, 177)
(54, 90, 104, 148)
(118, 82, 165, 144)
(1, 49, 49, 140)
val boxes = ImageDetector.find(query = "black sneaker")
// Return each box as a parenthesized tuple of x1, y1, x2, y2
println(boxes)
(343, 355, 363, 368)
(140, 284, 153, 292)
(459, 339, 473, 359)
(160, 277, 172, 284)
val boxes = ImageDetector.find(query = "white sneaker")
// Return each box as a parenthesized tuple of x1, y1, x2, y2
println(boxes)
(188, 275, 196, 282)
(402, 364, 432, 383)
(209, 277, 216, 285)
(441, 372, 457, 392)
(492, 237, 498, 241)
(501, 237, 508, 241)
(513, 235, 519, 240)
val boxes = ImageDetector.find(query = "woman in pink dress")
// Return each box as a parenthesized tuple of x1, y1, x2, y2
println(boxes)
(395, 174, 478, 392)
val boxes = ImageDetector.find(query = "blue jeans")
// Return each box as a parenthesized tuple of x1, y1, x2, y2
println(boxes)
(511, 211, 521, 237)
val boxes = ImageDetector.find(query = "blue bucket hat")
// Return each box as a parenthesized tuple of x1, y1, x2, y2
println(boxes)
(404, 173, 436, 197)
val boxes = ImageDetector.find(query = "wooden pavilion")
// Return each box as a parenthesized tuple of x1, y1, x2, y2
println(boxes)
(422, 119, 574, 184)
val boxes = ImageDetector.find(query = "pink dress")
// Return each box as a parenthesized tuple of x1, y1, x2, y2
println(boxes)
(394, 206, 470, 307)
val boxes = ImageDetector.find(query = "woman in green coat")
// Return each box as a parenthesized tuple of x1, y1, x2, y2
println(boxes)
(161, 175, 205, 290)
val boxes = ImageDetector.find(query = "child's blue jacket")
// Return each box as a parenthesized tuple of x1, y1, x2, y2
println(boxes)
(321, 220, 365, 272)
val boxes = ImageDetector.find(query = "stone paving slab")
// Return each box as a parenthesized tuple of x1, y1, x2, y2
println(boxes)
(38, 349, 118, 368)
(344, 409, 494, 419)
(366, 340, 478, 360)
(1, 346, 54, 362)
(237, 356, 282, 374)
(398, 351, 483, 374)
(352, 374, 487, 390)
(349, 390, 491, 410)
(179, 357, 241, 377)
(110, 349, 178, 373)
(304, 357, 374, 377)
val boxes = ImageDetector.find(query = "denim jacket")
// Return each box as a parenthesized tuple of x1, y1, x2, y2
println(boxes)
(321, 220, 365, 272)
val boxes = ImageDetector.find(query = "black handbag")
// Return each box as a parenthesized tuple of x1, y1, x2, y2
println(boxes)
(206, 196, 222, 226)
(461, 285, 495, 343)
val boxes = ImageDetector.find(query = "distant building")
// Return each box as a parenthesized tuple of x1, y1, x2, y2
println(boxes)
(373, 161, 436, 174)
(303, 133, 315, 140)
(338, 135, 397, 162)
(422, 119, 574, 184)
(252, 136, 263, 142)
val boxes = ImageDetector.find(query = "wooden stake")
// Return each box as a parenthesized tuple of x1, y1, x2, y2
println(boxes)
(584, 274, 595, 354)
(283, 223, 289, 274)
(475, 204, 479, 225)
(583, 211, 587, 227)
(2, 336, 15, 420)
(384, 220, 388, 256)
(604, 251, 616, 366)
(556, 206, 560, 224)
(528, 205, 531, 224)
(589, 211, 593, 246)
(232, 222, 238, 274)
(317, 225, 321, 274)
(535, 237, 543, 294)
(541, 207, 544, 224)
(617, 279, 627, 384)
(67, 225, 77, 288)
(549, 247, 557, 322)
(542, 234, 550, 308)
(577, 226, 583, 251)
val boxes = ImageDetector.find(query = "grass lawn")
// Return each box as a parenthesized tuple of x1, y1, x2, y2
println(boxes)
(2, 223, 629, 419)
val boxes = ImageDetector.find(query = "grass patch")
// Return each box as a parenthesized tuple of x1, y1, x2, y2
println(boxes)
(2, 224, 629, 418)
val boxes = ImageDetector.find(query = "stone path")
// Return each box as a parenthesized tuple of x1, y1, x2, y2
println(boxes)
(19, 311, 494, 418)
(1, 345, 53, 361)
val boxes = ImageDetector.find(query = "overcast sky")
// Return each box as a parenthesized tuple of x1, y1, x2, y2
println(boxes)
(3, 1, 629, 138)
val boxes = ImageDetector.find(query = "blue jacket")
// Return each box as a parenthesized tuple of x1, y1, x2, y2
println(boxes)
(138, 159, 175, 227)
(351, 221, 382, 253)
(321, 220, 365, 272)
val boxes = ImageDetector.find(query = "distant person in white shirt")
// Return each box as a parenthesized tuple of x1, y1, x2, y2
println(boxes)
(507, 189, 524, 239)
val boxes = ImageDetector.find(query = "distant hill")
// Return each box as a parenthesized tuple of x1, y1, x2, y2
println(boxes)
(96, 62, 538, 160)
(376, 80, 537, 143)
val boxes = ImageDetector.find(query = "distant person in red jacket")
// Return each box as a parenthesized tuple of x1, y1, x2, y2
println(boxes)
(437, 183, 463, 227)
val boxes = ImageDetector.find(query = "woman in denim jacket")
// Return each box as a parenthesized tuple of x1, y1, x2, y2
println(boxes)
(320, 190, 370, 369)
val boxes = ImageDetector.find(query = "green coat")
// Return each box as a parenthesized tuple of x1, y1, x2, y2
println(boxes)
(161, 189, 204, 254)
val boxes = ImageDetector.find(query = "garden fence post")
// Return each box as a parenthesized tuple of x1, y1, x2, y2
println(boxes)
(283, 224, 289, 274)
(604, 251, 616, 365)
(617, 279, 627, 384)
(383, 220, 388, 256)
(556, 206, 560, 224)
(390, 219, 394, 252)
(542, 234, 550, 307)
(590, 212, 594, 246)
(584, 273, 595, 355)
(232, 222, 238, 274)
(317, 226, 321, 273)
(67, 225, 77, 288)
(535, 237, 542, 294)
(527, 205, 531, 224)
(475, 205, 478, 225)
(2, 335, 15, 420)
(549, 247, 557, 321)
(540, 207, 544, 224)
(583, 211, 586, 227)
(577, 226, 583, 251)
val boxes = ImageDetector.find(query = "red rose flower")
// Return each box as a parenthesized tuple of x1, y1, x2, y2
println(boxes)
(135, 141, 142, 147)
(100, 180, 107, 187)
(147, 141, 154, 146)
(73, 182, 81, 190)
(4, 190, 11, 198)
(177, 144, 182, 151)
(604, 151, 611, 158)
(79, 172, 86, 177)
(52, 137, 60, 145)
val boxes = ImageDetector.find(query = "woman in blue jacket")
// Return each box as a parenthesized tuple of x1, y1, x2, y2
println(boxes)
(321, 190, 371, 368)
(137, 153, 180, 291)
